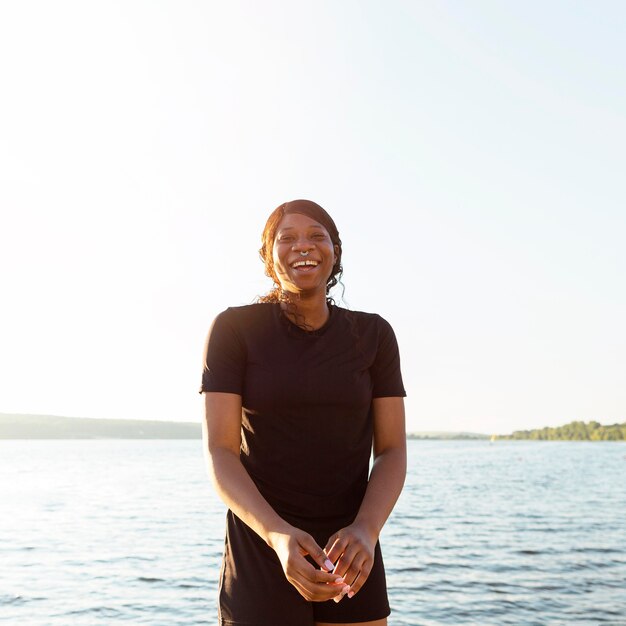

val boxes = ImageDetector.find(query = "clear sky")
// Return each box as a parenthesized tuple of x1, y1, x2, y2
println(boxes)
(1, 1, 624, 434)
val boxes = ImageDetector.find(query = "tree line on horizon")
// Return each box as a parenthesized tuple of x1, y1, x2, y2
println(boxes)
(501, 420, 626, 441)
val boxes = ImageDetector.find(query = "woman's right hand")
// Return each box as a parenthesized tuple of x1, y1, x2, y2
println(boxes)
(267, 526, 350, 602)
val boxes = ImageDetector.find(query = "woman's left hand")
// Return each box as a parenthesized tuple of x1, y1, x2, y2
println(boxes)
(324, 521, 378, 599)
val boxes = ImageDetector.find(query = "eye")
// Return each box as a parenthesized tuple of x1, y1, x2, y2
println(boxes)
(311, 232, 326, 240)
(277, 235, 294, 243)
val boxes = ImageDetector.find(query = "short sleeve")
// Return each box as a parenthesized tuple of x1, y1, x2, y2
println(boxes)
(199, 308, 246, 395)
(370, 316, 406, 398)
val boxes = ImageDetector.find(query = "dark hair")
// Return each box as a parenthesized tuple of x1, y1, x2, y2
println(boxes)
(258, 199, 343, 303)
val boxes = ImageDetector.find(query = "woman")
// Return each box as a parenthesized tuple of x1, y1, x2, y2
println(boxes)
(200, 199, 406, 626)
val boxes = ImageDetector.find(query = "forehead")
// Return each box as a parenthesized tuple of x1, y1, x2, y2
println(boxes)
(275, 212, 328, 233)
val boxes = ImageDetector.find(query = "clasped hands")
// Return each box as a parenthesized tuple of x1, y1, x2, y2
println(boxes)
(269, 521, 377, 604)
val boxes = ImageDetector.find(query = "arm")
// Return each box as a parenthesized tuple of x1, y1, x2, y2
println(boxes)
(203, 392, 347, 601)
(325, 396, 407, 598)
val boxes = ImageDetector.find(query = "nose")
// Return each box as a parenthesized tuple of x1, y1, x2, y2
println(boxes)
(292, 238, 314, 252)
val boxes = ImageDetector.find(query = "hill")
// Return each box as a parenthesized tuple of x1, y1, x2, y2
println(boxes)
(1, 414, 491, 440)
(0, 413, 201, 439)
(499, 420, 626, 441)
(406, 431, 488, 440)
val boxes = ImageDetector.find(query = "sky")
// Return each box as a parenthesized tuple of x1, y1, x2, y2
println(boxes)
(1, 0, 625, 435)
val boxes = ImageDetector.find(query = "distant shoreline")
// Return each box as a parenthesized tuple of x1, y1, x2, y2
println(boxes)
(406, 432, 488, 440)
(2, 414, 623, 441)
(0, 413, 491, 440)
(498, 420, 626, 442)
(0, 413, 201, 439)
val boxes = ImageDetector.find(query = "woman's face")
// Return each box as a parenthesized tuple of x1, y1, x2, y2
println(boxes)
(272, 212, 338, 298)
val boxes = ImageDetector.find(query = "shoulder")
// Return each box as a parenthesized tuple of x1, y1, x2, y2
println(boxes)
(205, 304, 276, 352)
(333, 306, 394, 332)
(214, 303, 276, 323)
(211, 303, 277, 335)
(332, 307, 400, 352)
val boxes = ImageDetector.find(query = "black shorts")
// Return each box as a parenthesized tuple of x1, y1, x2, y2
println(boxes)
(218, 511, 390, 625)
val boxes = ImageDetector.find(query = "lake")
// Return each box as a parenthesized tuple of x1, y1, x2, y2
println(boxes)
(1, 440, 625, 625)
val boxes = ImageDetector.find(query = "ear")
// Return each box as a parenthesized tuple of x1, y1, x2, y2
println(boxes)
(333, 244, 339, 263)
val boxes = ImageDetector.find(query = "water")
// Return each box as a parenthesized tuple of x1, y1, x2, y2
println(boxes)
(1, 440, 625, 625)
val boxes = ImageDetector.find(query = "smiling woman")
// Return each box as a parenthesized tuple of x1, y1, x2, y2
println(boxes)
(272, 212, 337, 300)
(200, 199, 407, 626)
(258, 200, 343, 317)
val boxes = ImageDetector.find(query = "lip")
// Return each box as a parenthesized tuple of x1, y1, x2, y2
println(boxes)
(289, 258, 321, 269)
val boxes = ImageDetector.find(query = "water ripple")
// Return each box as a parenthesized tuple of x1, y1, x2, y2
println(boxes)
(2, 439, 625, 625)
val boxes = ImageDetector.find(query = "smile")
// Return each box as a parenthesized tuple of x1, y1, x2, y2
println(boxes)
(291, 260, 319, 268)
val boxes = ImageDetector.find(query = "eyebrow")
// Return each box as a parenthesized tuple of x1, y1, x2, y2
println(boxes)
(278, 225, 325, 231)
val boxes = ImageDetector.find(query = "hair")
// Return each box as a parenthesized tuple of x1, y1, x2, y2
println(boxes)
(258, 199, 343, 304)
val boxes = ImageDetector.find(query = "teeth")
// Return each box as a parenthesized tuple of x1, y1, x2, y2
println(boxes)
(292, 260, 318, 268)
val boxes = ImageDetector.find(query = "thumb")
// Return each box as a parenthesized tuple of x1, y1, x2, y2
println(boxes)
(299, 532, 335, 572)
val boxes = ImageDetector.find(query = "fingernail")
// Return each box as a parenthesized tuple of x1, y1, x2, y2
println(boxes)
(333, 595, 342, 603)
(334, 576, 345, 584)
(324, 559, 335, 571)
(348, 591, 355, 599)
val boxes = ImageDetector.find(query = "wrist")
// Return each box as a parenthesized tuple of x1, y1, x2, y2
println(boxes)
(264, 520, 295, 550)
(351, 515, 381, 541)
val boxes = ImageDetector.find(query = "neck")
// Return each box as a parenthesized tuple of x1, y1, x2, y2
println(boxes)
(280, 292, 330, 330)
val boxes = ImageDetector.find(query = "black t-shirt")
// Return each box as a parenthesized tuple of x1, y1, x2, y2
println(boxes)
(200, 303, 405, 526)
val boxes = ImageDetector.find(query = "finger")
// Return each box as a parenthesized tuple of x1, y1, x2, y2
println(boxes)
(346, 570, 361, 590)
(304, 567, 346, 586)
(334, 549, 369, 582)
(287, 550, 343, 586)
(291, 577, 334, 602)
(324, 534, 349, 565)
(299, 533, 336, 573)
(290, 574, 349, 602)
(289, 576, 312, 600)
(332, 584, 352, 603)
(342, 559, 363, 587)
(348, 562, 373, 597)
(324, 531, 339, 555)
(344, 559, 367, 588)
(331, 543, 360, 579)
